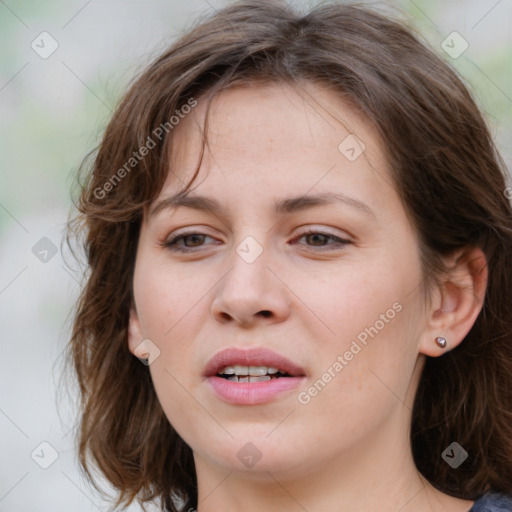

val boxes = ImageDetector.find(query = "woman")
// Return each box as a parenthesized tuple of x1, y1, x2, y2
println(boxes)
(65, 1, 512, 510)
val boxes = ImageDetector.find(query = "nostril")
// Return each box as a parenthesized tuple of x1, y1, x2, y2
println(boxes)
(216, 310, 272, 324)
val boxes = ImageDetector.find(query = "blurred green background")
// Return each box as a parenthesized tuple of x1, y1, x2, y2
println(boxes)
(0, 1, 510, 510)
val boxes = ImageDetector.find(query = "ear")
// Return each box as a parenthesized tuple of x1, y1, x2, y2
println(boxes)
(128, 302, 148, 359)
(419, 246, 488, 356)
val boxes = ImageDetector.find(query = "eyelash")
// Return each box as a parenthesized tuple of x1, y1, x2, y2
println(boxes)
(162, 228, 351, 253)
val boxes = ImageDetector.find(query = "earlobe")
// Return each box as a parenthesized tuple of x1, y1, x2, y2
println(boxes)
(128, 304, 147, 358)
(419, 247, 488, 357)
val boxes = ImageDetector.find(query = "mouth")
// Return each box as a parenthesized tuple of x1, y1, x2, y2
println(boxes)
(216, 365, 292, 382)
(204, 347, 306, 379)
(204, 347, 306, 405)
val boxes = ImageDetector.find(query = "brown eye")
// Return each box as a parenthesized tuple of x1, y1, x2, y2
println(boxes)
(304, 233, 331, 246)
(163, 232, 216, 252)
(181, 234, 207, 247)
(293, 229, 351, 250)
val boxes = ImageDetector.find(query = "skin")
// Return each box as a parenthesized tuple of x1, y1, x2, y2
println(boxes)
(128, 82, 487, 511)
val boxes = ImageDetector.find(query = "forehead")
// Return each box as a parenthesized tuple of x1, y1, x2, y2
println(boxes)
(156, 81, 395, 214)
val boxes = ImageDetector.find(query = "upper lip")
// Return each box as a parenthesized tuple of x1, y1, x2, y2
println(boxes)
(203, 347, 306, 377)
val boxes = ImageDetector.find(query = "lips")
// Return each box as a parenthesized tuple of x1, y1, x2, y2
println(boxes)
(203, 347, 306, 378)
(203, 347, 307, 405)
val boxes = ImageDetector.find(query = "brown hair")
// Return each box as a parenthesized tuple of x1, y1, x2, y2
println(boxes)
(63, 1, 512, 510)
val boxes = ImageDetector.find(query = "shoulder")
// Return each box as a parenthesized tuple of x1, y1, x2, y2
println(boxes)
(470, 492, 512, 512)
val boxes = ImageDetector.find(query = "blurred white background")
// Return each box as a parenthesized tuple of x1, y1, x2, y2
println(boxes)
(0, 0, 510, 510)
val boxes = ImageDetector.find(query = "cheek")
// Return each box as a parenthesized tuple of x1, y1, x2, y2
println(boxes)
(294, 306, 422, 452)
(133, 256, 209, 341)
(292, 252, 421, 346)
(135, 270, 209, 442)
(294, 251, 424, 405)
(149, 362, 217, 455)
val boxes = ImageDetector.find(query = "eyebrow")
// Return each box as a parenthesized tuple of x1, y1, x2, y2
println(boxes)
(148, 191, 375, 220)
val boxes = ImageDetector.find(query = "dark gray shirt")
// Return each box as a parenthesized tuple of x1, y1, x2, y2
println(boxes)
(469, 493, 512, 511)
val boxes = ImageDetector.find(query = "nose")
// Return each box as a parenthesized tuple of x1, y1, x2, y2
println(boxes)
(210, 241, 291, 328)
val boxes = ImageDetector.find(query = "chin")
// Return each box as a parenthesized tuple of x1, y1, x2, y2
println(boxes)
(191, 429, 311, 476)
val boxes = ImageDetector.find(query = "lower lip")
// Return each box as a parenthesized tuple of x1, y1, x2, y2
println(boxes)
(207, 375, 305, 405)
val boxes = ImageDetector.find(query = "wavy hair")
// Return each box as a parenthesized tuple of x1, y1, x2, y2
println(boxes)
(63, 1, 512, 510)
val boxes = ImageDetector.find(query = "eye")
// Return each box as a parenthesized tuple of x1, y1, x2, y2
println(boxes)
(162, 231, 218, 253)
(162, 228, 351, 254)
(292, 228, 351, 250)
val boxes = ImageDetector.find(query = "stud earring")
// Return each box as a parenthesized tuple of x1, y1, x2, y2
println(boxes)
(133, 339, 150, 364)
(435, 336, 447, 349)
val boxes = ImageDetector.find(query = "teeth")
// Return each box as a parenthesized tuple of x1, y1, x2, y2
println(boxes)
(251, 375, 271, 382)
(219, 365, 284, 376)
(234, 365, 249, 375)
(226, 375, 272, 382)
(249, 366, 267, 376)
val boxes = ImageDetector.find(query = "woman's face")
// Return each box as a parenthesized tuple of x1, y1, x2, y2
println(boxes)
(129, 82, 431, 479)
